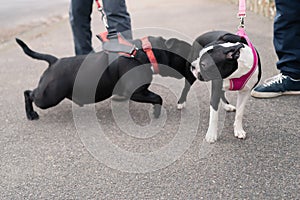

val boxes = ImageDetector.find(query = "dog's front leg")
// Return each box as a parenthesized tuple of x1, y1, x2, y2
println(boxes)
(177, 74, 196, 110)
(205, 80, 223, 143)
(206, 105, 219, 143)
(234, 90, 250, 139)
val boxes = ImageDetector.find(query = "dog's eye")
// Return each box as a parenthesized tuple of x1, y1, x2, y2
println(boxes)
(191, 66, 196, 70)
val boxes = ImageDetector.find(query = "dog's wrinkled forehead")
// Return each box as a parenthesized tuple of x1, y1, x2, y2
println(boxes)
(218, 42, 242, 47)
(199, 42, 242, 58)
(198, 45, 214, 61)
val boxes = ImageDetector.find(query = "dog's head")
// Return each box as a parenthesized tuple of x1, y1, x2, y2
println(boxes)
(191, 42, 245, 81)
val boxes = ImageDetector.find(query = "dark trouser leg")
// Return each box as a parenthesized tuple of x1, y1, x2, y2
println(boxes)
(102, 0, 132, 40)
(274, 0, 300, 79)
(69, 0, 94, 55)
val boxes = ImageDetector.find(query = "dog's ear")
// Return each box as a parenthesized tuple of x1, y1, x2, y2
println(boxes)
(165, 38, 192, 59)
(224, 43, 244, 60)
(187, 40, 203, 67)
(165, 38, 177, 49)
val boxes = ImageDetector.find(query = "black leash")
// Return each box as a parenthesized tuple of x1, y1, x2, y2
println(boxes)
(95, 0, 109, 29)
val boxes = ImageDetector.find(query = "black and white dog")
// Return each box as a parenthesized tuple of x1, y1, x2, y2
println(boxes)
(16, 36, 196, 120)
(188, 31, 261, 143)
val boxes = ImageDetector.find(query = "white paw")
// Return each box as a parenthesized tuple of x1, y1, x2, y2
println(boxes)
(205, 131, 217, 143)
(234, 129, 247, 139)
(177, 102, 186, 110)
(223, 104, 236, 112)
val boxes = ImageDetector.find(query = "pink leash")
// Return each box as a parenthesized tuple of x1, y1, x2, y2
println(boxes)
(229, 0, 258, 90)
(238, 0, 246, 17)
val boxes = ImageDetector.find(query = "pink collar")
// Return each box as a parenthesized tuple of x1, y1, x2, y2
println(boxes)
(229, 28, 258, 90)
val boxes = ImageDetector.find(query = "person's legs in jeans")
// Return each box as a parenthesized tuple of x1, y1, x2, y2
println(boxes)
(274, 0, 300, 78)
(251, 0, 300, 98)
(69, 0, 94, 55)
(102, 0, 132, 40)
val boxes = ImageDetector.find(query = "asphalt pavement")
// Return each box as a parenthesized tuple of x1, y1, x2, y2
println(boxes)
(0, 0, 299, 199)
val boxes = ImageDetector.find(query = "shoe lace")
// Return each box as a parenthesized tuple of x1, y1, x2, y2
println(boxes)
(263, 73, 287, 87)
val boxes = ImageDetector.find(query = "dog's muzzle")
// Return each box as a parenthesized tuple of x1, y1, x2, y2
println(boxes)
(191, 63, 209, 82)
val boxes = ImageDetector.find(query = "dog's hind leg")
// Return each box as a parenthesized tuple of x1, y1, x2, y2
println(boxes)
(24, 90, 39, 120)
(234, 90, 250, 139)
(177, 79, 193, 110)
(221, 91, 236, 112)
(131, 87, 163, 118)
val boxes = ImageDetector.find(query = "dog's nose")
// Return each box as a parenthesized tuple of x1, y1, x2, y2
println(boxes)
(198, 73, 204, 81)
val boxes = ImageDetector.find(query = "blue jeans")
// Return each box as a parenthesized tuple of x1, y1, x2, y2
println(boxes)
(274, 0, 300, 78)
(103, 0, 132, 40)
(69, 0, 132, 55)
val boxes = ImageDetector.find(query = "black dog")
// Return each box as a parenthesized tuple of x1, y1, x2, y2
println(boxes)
(16, 36, 195, 120)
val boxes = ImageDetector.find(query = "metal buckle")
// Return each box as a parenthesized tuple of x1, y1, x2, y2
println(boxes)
(98, 7, 109, 28)
(238, 15, 246, 29)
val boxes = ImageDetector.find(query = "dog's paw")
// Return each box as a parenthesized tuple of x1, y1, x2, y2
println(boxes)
(205, 131, 218, 143)
(153, 104, 162, 118)
(234, 129, 246, 139)
(27, 111, 39, 120)
(177, 102, 186, 110)
(223, 103, 236, 112)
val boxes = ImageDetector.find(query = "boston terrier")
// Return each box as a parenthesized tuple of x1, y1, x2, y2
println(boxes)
(188, 30, 261, 143)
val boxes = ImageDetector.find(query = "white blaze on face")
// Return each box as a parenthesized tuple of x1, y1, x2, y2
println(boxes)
(218, 42, 240, 48)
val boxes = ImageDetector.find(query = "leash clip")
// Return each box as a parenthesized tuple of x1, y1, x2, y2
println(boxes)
(130, 47, 139, 58)
(98, 7, 109, 28)
(95, 0, 109, 28)
(238, 15, 246, 29)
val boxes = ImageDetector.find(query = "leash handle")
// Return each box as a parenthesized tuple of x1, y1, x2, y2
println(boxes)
(238, 0, 246, 17)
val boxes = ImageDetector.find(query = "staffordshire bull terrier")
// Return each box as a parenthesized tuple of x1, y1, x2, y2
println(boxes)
(189, 30, 261, 143)
(16, 36, 195, 120)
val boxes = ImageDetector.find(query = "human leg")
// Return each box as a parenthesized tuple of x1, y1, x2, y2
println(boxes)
(102, 0, 132, 40)
(274, 0, 300, 79)
(251, 0, 300, 98)
(69, 0, 94, 55)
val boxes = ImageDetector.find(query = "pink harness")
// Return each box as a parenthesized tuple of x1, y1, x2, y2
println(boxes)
(229, 0, 258, 91)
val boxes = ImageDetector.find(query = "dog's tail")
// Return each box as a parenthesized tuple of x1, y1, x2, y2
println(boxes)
(15, 38, 58, 65)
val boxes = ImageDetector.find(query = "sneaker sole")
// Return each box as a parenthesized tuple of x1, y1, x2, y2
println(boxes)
(251, 90, 300, 98)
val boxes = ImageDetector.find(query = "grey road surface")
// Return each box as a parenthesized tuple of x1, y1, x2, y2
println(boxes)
(0, 0, 69, 28)
(0, 0, 299, 199)
(0, 0, 69, 43)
